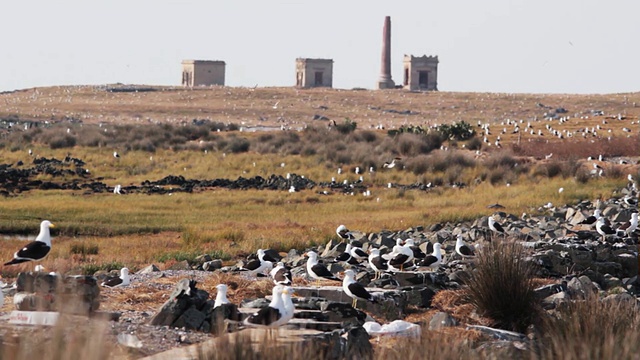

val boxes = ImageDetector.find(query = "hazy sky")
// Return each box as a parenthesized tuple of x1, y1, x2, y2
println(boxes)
(2, 1, 638, 94)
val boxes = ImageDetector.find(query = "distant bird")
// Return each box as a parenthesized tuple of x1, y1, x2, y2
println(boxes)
(383, 157, 401, 169)
(617, 213, 638, 237)
(368, 248, 388, 280)
(455, 234, 475, 258)
(596, 217, 616, 241)
(211, 284, 240, 326)
(4, 220, 55, 266)
(578, 209, 602, 226)
(270, 262, 293, 286)
(113, 184, 122, 195)
(558, 187, 564, 194)
(420, 243, 443, 270)
(488, 216, 507, 236)
(336, 225, 353, 240)
(113, 151, 120, 159)
(101, 267, 130, 288)
(342, 269, 377, 309)
(244, 285, 289, 327)
(34, 264, 46, 272)
(305, 251, 340, 285)
(28, 149, 33, 156)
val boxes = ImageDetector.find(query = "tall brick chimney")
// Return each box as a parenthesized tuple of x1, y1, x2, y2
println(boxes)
(377, 16, 395, 89)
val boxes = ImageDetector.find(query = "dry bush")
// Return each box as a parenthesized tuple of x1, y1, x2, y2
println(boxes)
(484, 150, 518, 169)
(394, 133, 442, 157)
(374, 327, 478, 360)
(463, 241, 540, 333)
(536, 295, 640, 360)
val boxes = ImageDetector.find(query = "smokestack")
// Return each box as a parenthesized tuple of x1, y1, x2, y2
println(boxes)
(377, 16, 395, 90)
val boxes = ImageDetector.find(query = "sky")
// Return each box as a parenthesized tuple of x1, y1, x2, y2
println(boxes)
(1, 1, 638, 94)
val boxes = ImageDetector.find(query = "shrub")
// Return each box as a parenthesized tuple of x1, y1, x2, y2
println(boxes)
(49, 134, 77, 149)
(437, 121, 476, 140)
(334, 119, 357, 134)
(463, 241, 539, 333)
(70, 243, 99, 255)
(537, 295, 640, 359)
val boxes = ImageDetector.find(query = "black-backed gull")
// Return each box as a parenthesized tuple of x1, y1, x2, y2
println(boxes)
(4, 220, 55, 266)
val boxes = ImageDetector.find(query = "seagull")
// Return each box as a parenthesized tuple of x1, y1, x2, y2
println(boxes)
(305, 251, 340, 285)
(617, 212, 638, 237)
(342, 269, 377, 309)
(336, 225, 353, 240)
(488, 216, 507, 236)
(420, 243, 443, 271)
(113, 151, 120, 159)
(578, 209, 602, 226)
(280, 286, 295, 324)
(244, 285, 289, 327)
(596, 217, 616, 241)
(239, 255, 273, 277)
(368, 248, 388, 280)
(270, 262, 293, 286)
(388, 240, 414, 272)
(258, 248, 281, 263)
(101, 267, 131, 287)
(382, 157, 401, 169)
(455, 234, 475, 258)
(349, 243, 368, 261)
(404, 239, 426, 261)
(4, 220, 55, 266)
(211, 284, 240, 327)
(113, 184, 122, 195)
(334, 243, 360, 265)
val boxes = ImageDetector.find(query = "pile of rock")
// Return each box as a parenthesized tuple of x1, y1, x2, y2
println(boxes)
(13, 272, 101, 314)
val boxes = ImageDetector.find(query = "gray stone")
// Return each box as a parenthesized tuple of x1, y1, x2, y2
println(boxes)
(14, 272, 100, 314)
(566, 276, 597, 298)
(429, 311, 458, 330)
(137, 264, 160, 274)
(173, 305, 207, 330)
(202, 259, 223, 271)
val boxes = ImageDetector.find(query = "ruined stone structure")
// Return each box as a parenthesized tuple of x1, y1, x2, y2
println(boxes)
(295, 58, 333, 88)
(181, 60, 225, 87)
(403, 55, 439, 91)
(377, 16, 395, 90)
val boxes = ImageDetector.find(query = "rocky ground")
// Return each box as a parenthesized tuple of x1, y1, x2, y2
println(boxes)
(0, 181, 636, 358)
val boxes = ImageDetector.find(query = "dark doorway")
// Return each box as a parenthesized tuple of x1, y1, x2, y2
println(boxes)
(404, 68, 409, 86)
(418, 71, 429, 89)
(314, 71, 323, 86)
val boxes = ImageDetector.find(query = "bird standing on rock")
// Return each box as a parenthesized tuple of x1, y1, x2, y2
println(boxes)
(305, 251, 340, 285)
(488, 216, 507, 236)
(455, 234, 475, 258)
(342, 269, 377, 309)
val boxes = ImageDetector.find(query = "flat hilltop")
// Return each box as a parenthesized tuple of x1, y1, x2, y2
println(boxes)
(1, 85, 639, 129)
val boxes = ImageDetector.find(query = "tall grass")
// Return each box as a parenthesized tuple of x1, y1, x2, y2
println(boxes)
(463, 241, 539, 333)
(536, 295, 640, 359)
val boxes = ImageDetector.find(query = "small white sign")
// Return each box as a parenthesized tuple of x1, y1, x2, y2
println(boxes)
(8, 311, 60, 326)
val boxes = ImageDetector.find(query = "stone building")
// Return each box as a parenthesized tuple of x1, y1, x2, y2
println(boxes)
(295, 58, 333, 88)
(403, 55, 438, 91)
(181, 60, 225, 87)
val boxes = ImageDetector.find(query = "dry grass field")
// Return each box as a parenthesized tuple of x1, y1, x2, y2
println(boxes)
(0, 85, 638, 359)
(0, 85, 638, 274)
